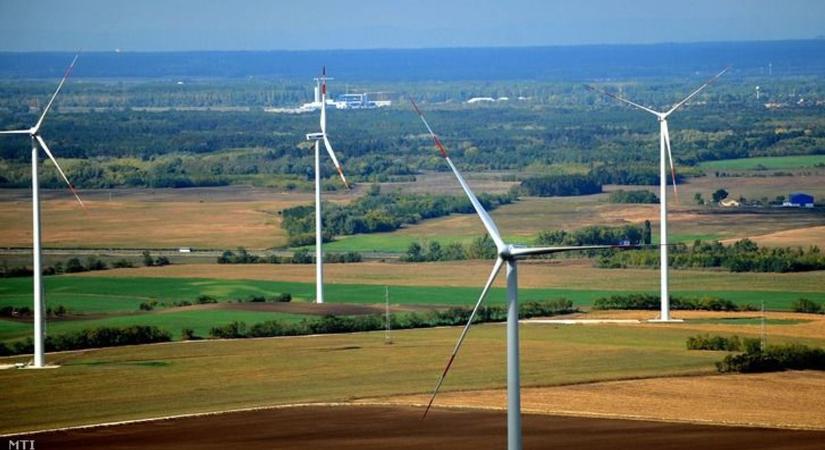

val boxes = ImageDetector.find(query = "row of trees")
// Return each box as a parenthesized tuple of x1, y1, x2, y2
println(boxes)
(282, 188, 516, 245)
(598, 239, 825, 273)
(209, 299, 576, 339)
(592, 293, 745, 311)
(519, 174, 602, 197)
(402, 235, 497, 262)
(0, 325, 171, 356)
(536, 223, 651, 246)
(608, 190, 659, 204)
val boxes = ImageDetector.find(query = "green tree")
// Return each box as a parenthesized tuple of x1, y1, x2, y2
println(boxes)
(404, 242, 424, 262)
(712, 189, 729, 203)
(643, 220, 652, 245)
(427, 241, 443, 261)
(694, 192, 704, 205)
(142, 250, 154, 267)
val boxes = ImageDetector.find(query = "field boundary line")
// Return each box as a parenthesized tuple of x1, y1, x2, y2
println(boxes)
(354, 400, 825, 432)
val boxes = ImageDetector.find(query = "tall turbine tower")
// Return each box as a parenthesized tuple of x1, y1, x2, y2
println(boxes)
(305, 66, 349, 304)
(0, 55, 85, 368)
(586, 66, 728, 322)
(411, 99, 632, 450)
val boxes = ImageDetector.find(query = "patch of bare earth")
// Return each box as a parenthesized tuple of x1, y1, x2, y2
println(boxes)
(377, 371, 825, 431)
(16, 404, 825, 450)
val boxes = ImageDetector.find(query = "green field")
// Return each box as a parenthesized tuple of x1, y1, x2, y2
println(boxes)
(2, 274, 824, 348)
(699, 155, 825, 171)
(0, 309, 309, 342)
(3, 276, 823, 314)
(0, 324, 735, 434)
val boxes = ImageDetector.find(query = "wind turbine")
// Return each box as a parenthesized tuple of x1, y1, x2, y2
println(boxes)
(585, 66, 728, 322)
(304, 66, 349, 304)
(411, 99, 630, 450)
(0, 54, 85, 368)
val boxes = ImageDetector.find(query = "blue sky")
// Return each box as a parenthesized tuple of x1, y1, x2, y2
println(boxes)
(0, 0, 823, 51)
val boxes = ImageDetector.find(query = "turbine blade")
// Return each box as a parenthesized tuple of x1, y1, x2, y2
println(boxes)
(662, 121, 680, 205)
(664, 66, 730, 117)
(322, 134, 349, 189)
(510, 244, 633, 258)
(584, 84, 661, 116)
(423, 257, 504, 419)
(0, 130, 31, 135)
(409, 98, 505, 251)
(34, 54, 79, 133)
(35, 135, 85, 208)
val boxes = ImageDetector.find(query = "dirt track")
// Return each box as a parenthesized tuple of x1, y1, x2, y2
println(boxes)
(14, 405, 825, 450)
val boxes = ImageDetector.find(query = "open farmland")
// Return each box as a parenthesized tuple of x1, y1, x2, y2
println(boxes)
(2, 312, 825, 436)
(14, 405, 825, 450)
(0, 187, 354, 250)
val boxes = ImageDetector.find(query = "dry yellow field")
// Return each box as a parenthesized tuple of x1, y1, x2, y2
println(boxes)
(724, 225, 825, 249)
(0, 187, 353, 249)
(377, 371, 825, 430)
(81, 260, 825, 294)
(581, 310, 825, 341)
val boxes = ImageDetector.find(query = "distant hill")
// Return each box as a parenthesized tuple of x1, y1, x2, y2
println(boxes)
(0, 40, 823, 81)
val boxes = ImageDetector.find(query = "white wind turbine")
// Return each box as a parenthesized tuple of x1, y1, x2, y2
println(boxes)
(411, 99, 632, 450)
(0, 55, 85, 368)
(585, 66, 729, 322)
(304, 66, 349, 304)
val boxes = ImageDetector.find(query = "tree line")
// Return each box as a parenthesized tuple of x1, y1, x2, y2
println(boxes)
(598, 239, 825, 273)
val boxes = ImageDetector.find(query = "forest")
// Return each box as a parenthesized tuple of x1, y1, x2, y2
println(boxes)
(0, 70, 823, 191)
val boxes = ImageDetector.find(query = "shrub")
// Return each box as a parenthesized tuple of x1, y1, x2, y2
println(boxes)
(686, 334, 758, 352)
(209, 321, 247, 339)
(181, 327, 197, 340)
(64, 257, 86, 273)
(35, 325, 171, 353)
(196, 295, 218, 304)
(593, 294, 740, 311)
(139, 302, 155, 311)
(608, 190, 659, 204)
(792, 298, 822, 314)
(272, 293, 292, 303)
(112, 259, 134, 269)
(716, 343, 825, 373)
(291, 249, 314, 264)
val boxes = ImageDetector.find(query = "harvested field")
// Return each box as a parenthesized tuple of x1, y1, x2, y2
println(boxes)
(380, 371, 825, 431)
(13, 404, 825, 450)
(0, 187, 353, 250)
(560, 310, 825, 341)
(724, 225, 825, 249)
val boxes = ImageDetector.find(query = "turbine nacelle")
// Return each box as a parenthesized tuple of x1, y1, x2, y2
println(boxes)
(305, 132, 324, 141)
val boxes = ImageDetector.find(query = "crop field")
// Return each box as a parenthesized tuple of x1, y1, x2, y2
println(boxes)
(699, 155, 825, 171)
(0, 308, 310, 342)
(2, 261, 824, 348)
(0, 187, 353, 250)
(3, 312, 825, 435)
(0, 174, 822, 254)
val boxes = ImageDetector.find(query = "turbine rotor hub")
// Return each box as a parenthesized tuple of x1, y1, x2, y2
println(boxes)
(499, 245, 514, 260)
